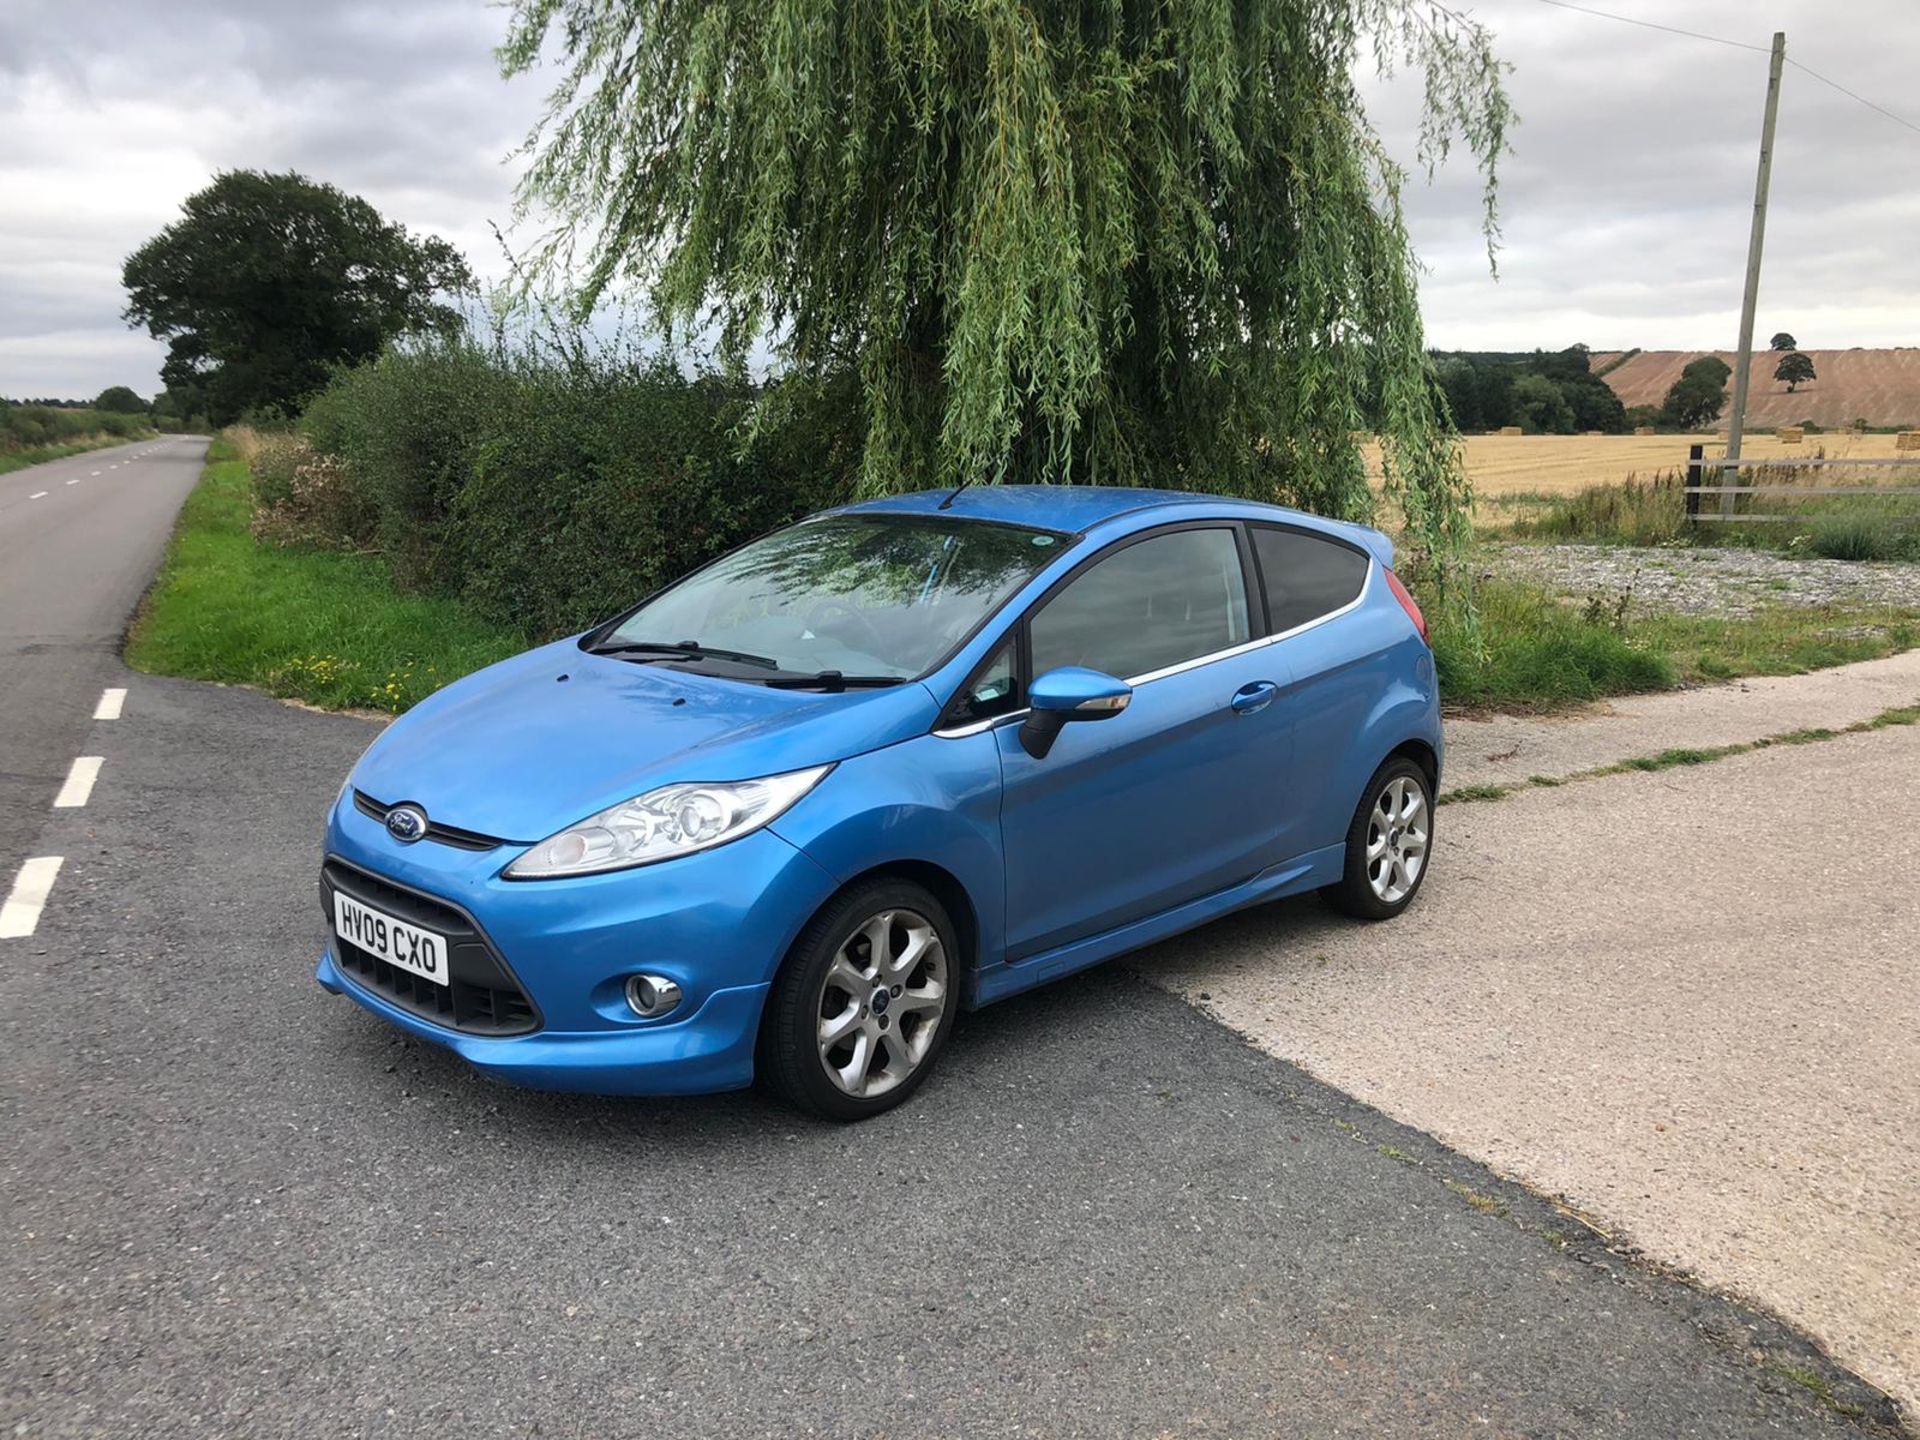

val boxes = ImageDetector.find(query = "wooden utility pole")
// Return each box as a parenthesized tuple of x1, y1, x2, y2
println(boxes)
(1724, 30, 1787, 516)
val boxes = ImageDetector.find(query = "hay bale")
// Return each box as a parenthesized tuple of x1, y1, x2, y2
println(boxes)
(1633, 426, 1655, 436)
(1584, 429, 1603, 436)
(1776, 426, 1804, 444)
(1898, 430, 1920, 451)
(1497, 425, 1523, 436)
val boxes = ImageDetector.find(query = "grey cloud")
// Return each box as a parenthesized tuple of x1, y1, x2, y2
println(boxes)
(1385, 0, 1920, 348)
(3, 0, 1917, 397)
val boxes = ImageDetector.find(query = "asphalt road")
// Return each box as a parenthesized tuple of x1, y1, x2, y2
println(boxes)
(1155, 720, 1920, 1416)
(0, 439, 1898, 1437)
(0, 437, 206, 878)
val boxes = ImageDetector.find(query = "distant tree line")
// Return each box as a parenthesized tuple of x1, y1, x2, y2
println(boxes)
(3, 386, 200, 418)
(1433, 338, 1822, 437)
(1430, 346, 1628, 434)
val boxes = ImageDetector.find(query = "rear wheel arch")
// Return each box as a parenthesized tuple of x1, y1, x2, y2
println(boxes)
(1386, 738, 1439, 792)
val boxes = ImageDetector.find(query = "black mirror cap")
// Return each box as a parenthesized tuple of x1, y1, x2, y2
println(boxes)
(1018, 710, 1068, 759)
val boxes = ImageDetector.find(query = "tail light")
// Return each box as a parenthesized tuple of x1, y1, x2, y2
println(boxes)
(1383, 568, 1428, 645)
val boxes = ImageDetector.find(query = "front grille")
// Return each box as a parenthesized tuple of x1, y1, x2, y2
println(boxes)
(352, 790, 507, 852)
(322, 861, 539, 1036)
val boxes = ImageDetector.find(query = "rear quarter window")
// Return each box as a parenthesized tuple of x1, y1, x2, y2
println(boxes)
(1250, 526, 1369, 634)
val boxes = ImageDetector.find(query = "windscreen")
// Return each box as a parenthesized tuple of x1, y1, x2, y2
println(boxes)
(605, 515, 1063, 680)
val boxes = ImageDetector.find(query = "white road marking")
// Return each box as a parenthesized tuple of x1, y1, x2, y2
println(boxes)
(30, 491, 48, 500)
(95, 688, 127, 720)
(65, 479, 80, 486)
(0, 857, 64, 939)
(53, 756, 103, 809)
(91, 470, 101, 475)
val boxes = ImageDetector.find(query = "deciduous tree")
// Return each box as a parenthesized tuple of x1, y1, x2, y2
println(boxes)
(1661, 358, 1730, 430)
(1774, 351, 1816, 393)
(501, 0, 1513, 585)
(122, 171, 474, 424)
(1509, 373, 1574, 434)
(93, 385, 148, 414)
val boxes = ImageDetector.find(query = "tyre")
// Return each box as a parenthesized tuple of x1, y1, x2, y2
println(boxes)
(760, 879, 959, 1121)
(1324, 756, 1434, 920)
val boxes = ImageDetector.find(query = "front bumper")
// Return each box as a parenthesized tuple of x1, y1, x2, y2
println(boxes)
(317, 788, 839, 1096)
(316, 947, 772, 1095)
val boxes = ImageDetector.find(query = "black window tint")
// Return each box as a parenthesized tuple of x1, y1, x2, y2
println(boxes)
(1030, 528, 1249, 680)
(1251, 527, 1368, 634)
(955, 640, 1019, 723)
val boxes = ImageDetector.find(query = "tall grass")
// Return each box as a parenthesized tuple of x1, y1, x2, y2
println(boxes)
(1503, 458, 1920, 560)
(1510, 470, 1687, 546)
(1807, 515, 1907, 562)
(1430, 581, 1674, 710)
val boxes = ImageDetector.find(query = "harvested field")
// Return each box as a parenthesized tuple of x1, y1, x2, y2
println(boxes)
(1592, 349, 1920, 429)
(1364, 431, 1908, 506)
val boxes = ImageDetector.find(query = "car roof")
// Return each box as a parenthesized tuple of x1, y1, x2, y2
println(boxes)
(833, 484, 1392, 563)
(839, 484, 1291, 534)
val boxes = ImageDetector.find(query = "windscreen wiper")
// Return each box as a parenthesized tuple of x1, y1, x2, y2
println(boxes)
(762, 671, 903, 691)
(588, 639, 779, 669)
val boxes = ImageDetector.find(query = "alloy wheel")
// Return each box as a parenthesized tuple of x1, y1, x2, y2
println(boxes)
(1366, 775, 1429, 905)
(815, 908, 950, 1099)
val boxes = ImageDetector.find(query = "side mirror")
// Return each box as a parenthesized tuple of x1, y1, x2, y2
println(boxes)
(1019, 667, 1132, 759)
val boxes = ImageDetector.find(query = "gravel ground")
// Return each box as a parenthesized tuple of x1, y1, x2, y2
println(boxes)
(1487, 542, 1920, 617)
(1148, 723, 1920, 1423)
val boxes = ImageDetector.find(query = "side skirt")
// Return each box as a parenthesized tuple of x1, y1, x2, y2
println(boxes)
(971, 842, 1346, 1007)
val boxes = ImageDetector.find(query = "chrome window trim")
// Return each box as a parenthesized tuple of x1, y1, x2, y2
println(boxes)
(933, 564, 1373, 738)
(1126, 564, 1372, 685)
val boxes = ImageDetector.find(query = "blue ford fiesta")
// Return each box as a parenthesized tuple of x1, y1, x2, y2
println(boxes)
(317, 486, 1440, 1119)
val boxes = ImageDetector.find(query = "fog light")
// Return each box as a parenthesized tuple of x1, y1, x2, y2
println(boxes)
(625, 973, 683, 1018)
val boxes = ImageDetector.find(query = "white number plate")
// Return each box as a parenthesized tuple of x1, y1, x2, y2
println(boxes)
(334, 892, 449, 987)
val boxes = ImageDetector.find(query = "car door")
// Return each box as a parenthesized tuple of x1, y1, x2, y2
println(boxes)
(1246, 523, 1381, 861)
(995, 524, 1294, 961)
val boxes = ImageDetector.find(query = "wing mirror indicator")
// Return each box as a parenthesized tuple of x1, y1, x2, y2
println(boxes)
(1020, 666, 1133, 759)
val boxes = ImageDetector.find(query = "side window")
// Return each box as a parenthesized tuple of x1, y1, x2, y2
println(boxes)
(953, 640, 1020, 723)
(1251, 527, 1369, 634)
(1030, 528, 1249, 680)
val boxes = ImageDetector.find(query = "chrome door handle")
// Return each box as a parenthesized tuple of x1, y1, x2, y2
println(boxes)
(1230, 681, 1278, 715)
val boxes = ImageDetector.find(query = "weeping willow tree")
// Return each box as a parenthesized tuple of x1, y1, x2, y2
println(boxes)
(501, 0, 1510, 583)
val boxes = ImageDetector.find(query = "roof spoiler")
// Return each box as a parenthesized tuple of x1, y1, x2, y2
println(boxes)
(1321, 517, 1395, 571)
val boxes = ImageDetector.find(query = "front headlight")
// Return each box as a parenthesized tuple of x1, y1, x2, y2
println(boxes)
(503, 765, 833, 879)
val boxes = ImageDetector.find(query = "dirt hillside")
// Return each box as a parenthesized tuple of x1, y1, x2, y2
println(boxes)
(1592, 349, 1920, 429)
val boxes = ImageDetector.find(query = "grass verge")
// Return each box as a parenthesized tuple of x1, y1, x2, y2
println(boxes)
(128, 440, 1920, 720)
(126, 440, 526, 713)
(1438, 700, 1920, 805)
(0, 434, 150, 476)
(1428, 580, 1918, 712)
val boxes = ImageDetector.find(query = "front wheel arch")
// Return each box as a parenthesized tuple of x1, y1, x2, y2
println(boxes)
(756, 873, 965, 1119)
(757, 860, 984, 1065)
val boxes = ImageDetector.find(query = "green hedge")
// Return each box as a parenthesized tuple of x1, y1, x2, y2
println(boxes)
(294, 343, 861, 638)
(0, 403, 150, 452)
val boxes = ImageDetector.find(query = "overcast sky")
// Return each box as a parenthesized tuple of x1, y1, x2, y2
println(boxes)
(2, 0, 1916, 399)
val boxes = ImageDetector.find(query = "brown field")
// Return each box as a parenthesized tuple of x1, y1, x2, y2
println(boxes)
(1592, 349, 1920, 429)
(1364, 431, 1912, 516)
